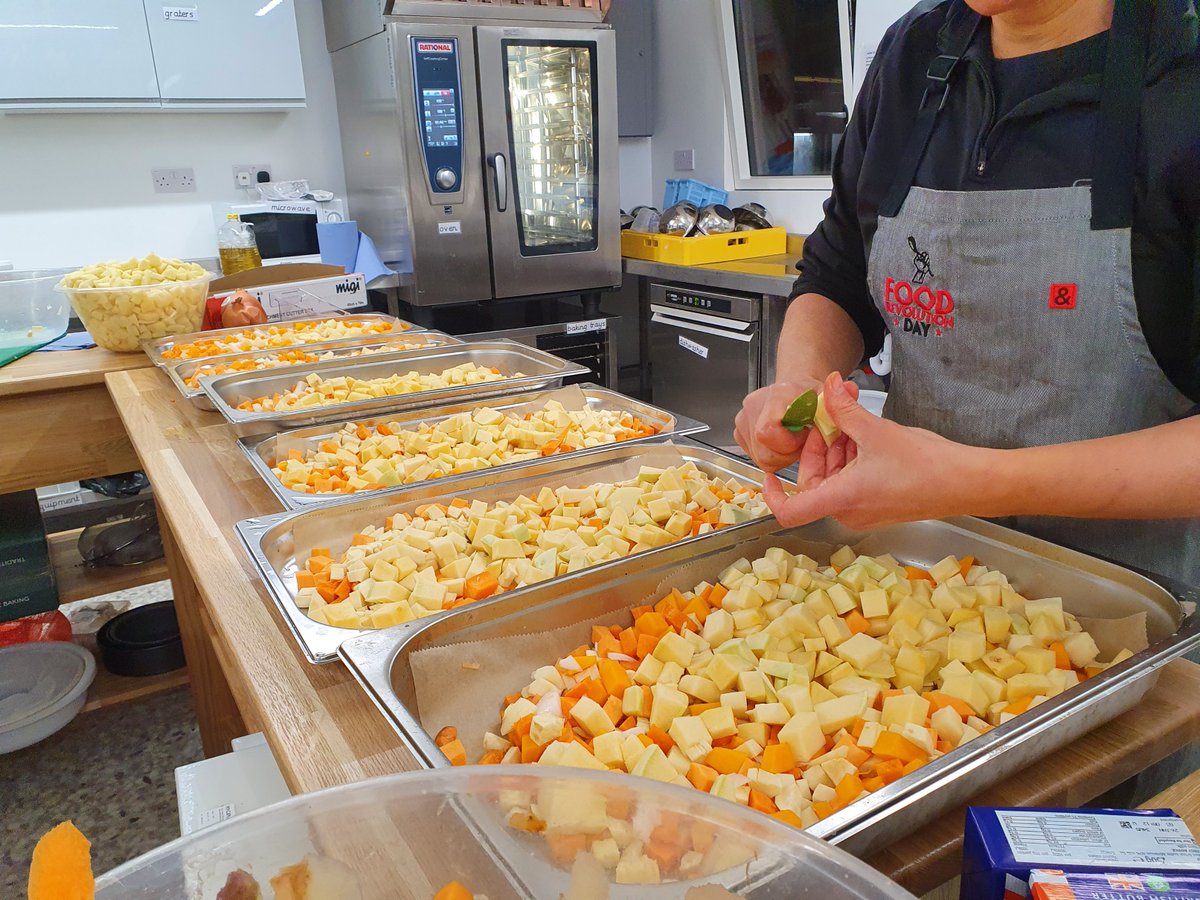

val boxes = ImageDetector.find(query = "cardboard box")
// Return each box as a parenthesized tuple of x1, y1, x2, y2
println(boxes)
(203, 263, 368, 328)
(0, 490, 57, 622)
(962, 808, 1200, 900)
(1030, 869, 1200, 899)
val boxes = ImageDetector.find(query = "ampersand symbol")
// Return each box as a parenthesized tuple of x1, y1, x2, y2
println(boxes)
(1048, 283, 1077, 310)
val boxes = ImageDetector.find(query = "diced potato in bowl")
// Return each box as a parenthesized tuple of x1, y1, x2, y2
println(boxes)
(57, 254, 212, 352)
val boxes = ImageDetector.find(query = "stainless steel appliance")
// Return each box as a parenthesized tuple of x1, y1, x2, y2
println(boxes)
(324, 2, 620, 307)
(649, 283, 786, 451)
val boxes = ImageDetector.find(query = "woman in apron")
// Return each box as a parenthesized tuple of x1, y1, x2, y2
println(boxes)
(734, 0, 1199, 583)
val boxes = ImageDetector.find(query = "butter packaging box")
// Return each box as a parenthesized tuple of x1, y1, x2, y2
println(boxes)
(961, 807, 1200, 900)
(0, 490, 57, 623)
(1030, 869, 1200, 899)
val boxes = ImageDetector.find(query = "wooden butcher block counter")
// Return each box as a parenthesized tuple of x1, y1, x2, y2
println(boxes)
(104, 365, 1200, 896)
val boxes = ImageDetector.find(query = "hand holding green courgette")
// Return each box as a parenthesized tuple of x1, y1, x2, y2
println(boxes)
(780, 388, 842, 446)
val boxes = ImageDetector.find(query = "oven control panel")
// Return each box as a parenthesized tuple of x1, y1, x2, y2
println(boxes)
(411, 37, 463, 195)
(662, 288, 734, 315)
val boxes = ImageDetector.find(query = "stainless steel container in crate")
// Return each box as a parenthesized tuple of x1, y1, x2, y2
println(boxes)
(234, 440, 783, 663)
(238, 384, 709, 510)
(338, 516, 1200, 858)
(203, 340, 590, 427)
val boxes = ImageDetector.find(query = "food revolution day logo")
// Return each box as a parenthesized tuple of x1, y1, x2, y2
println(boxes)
(883, 235, 955, 338)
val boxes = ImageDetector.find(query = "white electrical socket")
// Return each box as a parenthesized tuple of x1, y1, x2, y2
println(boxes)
(233, 164, 271, 189)
(152, 167, 196, 194)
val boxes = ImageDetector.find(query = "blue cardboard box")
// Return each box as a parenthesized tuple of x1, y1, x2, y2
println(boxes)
(961, 807, 1200, 900)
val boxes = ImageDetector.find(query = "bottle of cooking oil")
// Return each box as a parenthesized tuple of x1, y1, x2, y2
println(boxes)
(217, 214, 262, 275)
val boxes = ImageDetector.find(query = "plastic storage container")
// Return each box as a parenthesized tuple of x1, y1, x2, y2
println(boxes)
(95, 767, 914, 898)
(0, 642, 95, 754)
(663, 178, 729, 209)
(621, 226, 787, 266)
(57, 272, 213, 352)
(0, 272, 69, 367)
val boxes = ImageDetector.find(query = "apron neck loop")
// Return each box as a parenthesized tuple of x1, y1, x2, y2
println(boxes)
(1090, 0, 1153, 230)
(879, 4, 983, 218)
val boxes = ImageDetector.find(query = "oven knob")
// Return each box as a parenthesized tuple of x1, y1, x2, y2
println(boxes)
(435, 167, 457, 189)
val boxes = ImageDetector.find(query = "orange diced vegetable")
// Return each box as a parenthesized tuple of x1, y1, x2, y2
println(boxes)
(844, 610, 871, 635)
(464, 571, 499, 602)
(1049, 641, 1072, 670)
(647, 725, 674, 753)
(597, 658, 630, 698)
(748, 789, 778, 814)
(687, 763, 718, 792)
(706, 747, 751, 775)
(835, 773, 865, 806)
(772, 809, 804, 828)
(872, 732, 927, 764)
(760, 743, 795, 774)
(441, 739, 467, 766)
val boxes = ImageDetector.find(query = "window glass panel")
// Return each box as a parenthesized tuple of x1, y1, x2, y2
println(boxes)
(504, 41, 598, 256)
(733, 0, 849, 176)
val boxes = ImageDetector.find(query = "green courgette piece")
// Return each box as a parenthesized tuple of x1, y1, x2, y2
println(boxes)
(780, 390, 819, 432)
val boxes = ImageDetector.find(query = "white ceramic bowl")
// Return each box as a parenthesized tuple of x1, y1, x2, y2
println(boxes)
(0, 642, 95, 754)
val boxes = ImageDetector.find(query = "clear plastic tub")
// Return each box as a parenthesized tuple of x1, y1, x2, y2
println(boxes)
(95, 767, 913, 898)
(57, 272, 213, 352)
(0, 272, 69, 366)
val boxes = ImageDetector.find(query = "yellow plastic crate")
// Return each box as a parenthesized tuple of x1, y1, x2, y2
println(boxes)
(621, 226, 787, 266)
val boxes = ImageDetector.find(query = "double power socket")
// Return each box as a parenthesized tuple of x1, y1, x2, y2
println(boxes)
(150, 164, 273, 194)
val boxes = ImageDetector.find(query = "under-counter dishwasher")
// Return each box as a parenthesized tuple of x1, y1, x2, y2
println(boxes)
(649, 283, 785, 452)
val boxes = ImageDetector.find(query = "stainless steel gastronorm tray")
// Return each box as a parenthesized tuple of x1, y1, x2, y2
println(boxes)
(234, 439, 784, 664)
(203, 340, 590, 427)
(238, 384, 710, 510)
(143, 313, 420, 367)
(338, 516, 1200, 858)
(165, 331, 464, 410)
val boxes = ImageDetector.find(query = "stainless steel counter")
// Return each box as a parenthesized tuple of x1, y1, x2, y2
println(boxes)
(623, 253, 798, 297)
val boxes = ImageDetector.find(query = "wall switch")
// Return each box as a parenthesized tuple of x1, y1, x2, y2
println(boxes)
(233, 164, 271, 189)
(152, 167, 196, 194)
(673, 149, 695, 172)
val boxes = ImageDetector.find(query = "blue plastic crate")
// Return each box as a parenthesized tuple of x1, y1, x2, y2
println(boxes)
(663, 178, 728, 209)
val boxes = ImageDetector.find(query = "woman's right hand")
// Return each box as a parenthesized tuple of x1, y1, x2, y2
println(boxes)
(734, 380, 823, 474)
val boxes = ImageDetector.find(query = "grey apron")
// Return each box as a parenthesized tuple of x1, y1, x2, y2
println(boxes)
(866, 2, 1200, 583)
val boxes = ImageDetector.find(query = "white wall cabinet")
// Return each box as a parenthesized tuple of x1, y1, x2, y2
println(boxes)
(143, 0, 305, 108)
(0, 0, 306, 111)
(0, 1, 161, 109)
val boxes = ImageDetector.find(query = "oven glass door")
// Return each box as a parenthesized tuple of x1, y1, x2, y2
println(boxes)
(476, 26, 619, 298)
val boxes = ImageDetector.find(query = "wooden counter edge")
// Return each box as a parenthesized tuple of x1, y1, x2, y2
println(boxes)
(0, 346, 151, 398)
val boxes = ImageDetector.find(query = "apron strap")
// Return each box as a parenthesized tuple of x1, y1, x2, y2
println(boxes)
(879, 7, 983, 218)
(1090, 0, 1153, 230)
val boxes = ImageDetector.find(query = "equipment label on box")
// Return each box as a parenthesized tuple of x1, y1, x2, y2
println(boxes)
(565, 318, 607, 336)
(162, 6, 197, 21)
(198, 803, 235, 828)
(996, 811, 1200, 868)
(679, 335, 709, 359)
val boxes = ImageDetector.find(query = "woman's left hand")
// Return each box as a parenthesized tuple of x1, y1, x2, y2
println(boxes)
(762, 372, 981, 530)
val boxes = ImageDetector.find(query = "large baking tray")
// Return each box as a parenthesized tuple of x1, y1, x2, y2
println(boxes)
(143, 313, 419, 367)
(165, 331, 464, 410)
(238, 384, 710, 510)
(203, 340, 590, 428)
(338, 515, 1200, 858)
(234, 439, 784, 664)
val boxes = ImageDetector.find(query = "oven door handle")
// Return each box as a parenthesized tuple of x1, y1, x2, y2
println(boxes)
(650, 303, 754, 331)
(651, 312, 754, 343)
(487, 152, 508, 213)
